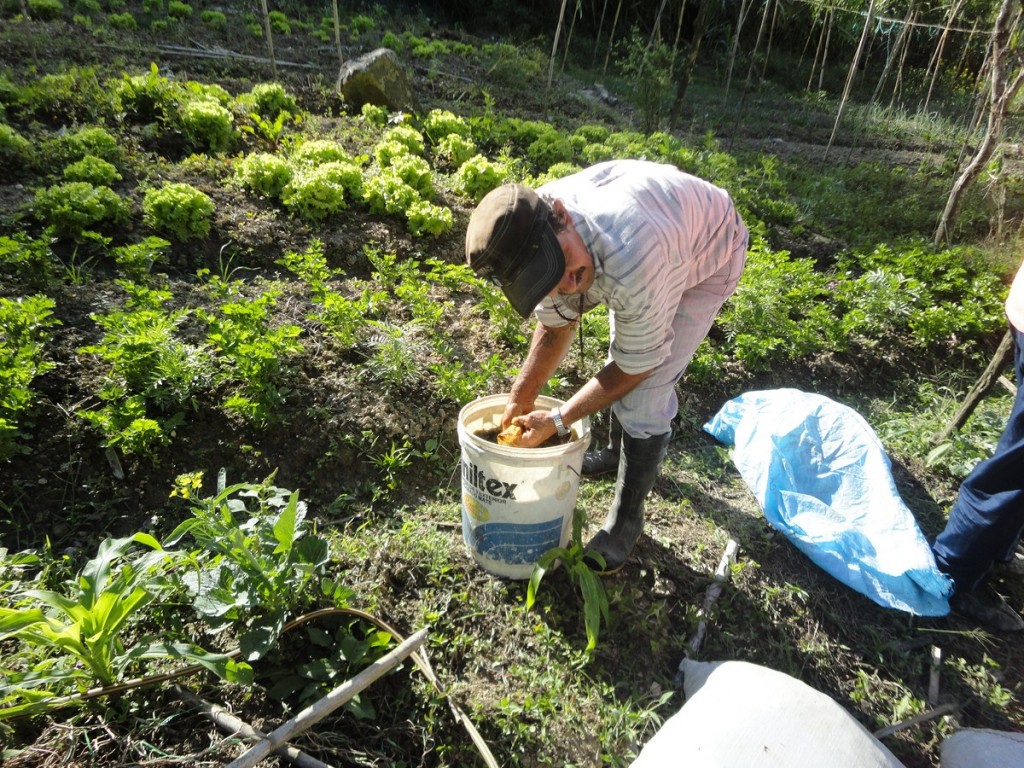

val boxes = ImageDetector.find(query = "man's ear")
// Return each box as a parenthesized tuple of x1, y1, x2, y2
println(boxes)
(551, 198, 572, 229)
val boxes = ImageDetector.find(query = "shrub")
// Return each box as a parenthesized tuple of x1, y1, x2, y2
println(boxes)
(0, 124, 33, 176)
(363, 169, 420, 215)
(453, 154, 507, 202)
(27, 0, 63, 21)
(422, 109, 471, 144)
(290, 139, 350, 167)
(235, 152, 293, 199)
(33, 182, 127, 239)
(406, 200, 453, 237)
(107, 11, 136, 29)
(200, 9, 226, 32)
(63, 155, 121, 186)
(581, 142, 615, 165)
(167, 0, 191, 20)
(181, 99, 235, 153)
(382, 124, 424, 156)
(244, 82, 298, 119)
(282, 161, 363, 221)
(143, 182, 214, 241)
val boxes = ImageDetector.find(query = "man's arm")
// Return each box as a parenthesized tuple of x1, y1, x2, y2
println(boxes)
(502, 322, 576, 426)
(511, 358, 652, 447)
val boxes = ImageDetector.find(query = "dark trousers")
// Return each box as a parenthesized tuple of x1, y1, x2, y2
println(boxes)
(933, 325, 1024, 593)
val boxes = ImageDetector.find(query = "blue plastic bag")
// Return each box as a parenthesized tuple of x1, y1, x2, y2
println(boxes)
(704, 389, 952, 616)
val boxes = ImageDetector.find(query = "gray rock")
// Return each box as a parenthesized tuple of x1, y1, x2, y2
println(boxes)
(336, 48, 421, 114)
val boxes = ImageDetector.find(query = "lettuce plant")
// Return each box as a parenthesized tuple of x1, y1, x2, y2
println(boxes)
(363, 168, 419, 215)
(63, 155, 122, 186)
(142, 182, 215, 241)
(33, 182, 127, 239)
(406, 199, 453, 237)
(290, 138, 350, 167)
(234, 152, 293, 199)
(282, 161, 363, 221)
(454, 154, 507, 202)
(181, 99, 235, 153)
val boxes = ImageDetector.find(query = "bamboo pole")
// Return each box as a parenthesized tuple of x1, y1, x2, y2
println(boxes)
(743, 0, 774, 96)
(592, 0, 610, 68)
(684, 539, 739, 659)
(722, 0, 754, 103)
(174, 686, 334, 768)
(922, 0, 966, 114)
(824, 0, 879, 160)
(872, 4, 917, 104)
(227, 628, 429, 768)
(760, 0, 780, 81)
(602, 0, 624, 74)
(561, 0, 580, 73)
(548, 0, 570, 91)
(331, 0, 343, 70)
(259, 0, 278, 80)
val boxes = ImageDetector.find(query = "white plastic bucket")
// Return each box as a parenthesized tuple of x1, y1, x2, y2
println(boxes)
(457, 394, 591, 579)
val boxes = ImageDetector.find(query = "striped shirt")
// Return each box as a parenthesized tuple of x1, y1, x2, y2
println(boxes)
(536, 160, 748, 375)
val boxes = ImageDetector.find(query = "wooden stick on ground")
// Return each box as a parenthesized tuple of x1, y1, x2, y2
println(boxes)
(227, 628, 428, 768)
(683, 539, 739, 662)
(173, 685, 334, 768)
(932, 329, 1014, 444)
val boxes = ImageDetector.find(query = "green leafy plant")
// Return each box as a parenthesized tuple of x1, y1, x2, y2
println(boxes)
(51, 125, 122, 166)
(167, 0, 191, 21)
(199, 9, 226, 32)
(63, 155, 122, 186)
(360, 102, 388, 126)
(0, 295, 59, 460)
(110, 236, 171, 280)
(142, 182, 215, 241)
(33, 181, 127, 240)
(453, 154, 507, 202)
(527, 506, 610, 652)
(78, 281, 209, 455)
(382, 124, 425, 156)
(201, 291, 303, 424)
(27, 0, 63, 21)
(405, 199, 452, 237)
(434, 133, 476, 169)
(0, 234, 55, 288)
(422, 108, 471, 144)
(0, 123, 33, 176)
(282, 161, 364, 221)
(166, 473, 332, 659)
(290, 138, 351, 167)
(234, 152, 293, 199)
(114, 63, 180, 123)
(0, 535, 251, 720)
(180, 98, 235, 153)
(363, 168, 419, 215)
(107, 11, 136, 30)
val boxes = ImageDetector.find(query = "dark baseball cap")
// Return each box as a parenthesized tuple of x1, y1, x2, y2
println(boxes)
(465, 183, 565, 318)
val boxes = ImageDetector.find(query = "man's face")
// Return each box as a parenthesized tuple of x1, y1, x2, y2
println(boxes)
(549, 219, 594, 298)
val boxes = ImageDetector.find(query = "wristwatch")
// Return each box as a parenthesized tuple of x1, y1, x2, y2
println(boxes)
(550, 408, 570, 437)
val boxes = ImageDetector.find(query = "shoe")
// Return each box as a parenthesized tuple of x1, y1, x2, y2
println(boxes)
(995, 544, 1024, 577)
(950, 585, 1024, 632)
(582, 412, 621, 477)
(584, 429, 671, 574)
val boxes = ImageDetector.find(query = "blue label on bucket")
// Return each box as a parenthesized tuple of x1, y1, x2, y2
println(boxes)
(462, 514, 564, 565)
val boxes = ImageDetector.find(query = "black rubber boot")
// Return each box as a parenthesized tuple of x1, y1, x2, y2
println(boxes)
(585, 429, 671, 574)
(582, 412, 622, 477)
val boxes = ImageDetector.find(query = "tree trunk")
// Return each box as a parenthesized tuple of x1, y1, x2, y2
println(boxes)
(931, 330, 1014, 444)
(259, 0, 278, 80)
(934, 0, 1024, 246)
(824, 0, 878, 160)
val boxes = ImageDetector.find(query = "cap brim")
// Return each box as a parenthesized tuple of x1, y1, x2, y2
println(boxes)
(500, 223, 564, 318)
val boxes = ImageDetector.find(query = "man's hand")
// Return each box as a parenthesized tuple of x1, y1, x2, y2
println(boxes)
(508, 410, 558, 448)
